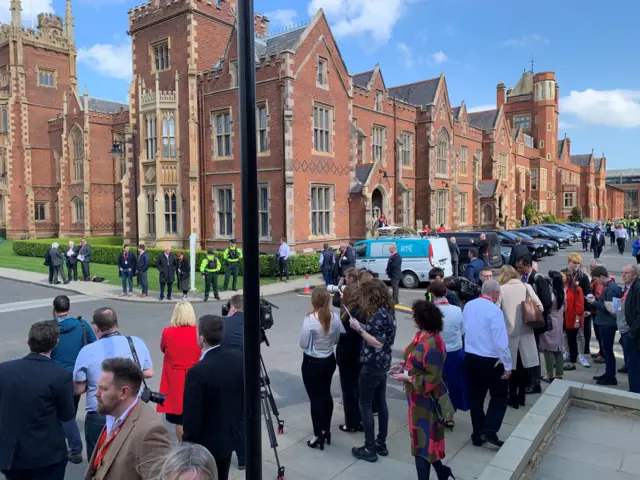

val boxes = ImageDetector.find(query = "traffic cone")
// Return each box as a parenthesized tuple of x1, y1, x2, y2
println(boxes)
(303, 273, 311, 294)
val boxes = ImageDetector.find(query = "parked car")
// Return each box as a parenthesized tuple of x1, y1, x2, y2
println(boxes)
(514, 227, 571, 247)
(353, 237, 452, 289)
(510, 231, 559, 254)
(494, 230, 546, 259)
(501, 246, 511, 266)
(535, 226, 575, 244)
(539, 224, 579, 242)
(432, 231, 503, 271)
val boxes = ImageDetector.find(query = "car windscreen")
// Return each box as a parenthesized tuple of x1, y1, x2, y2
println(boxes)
(511, 231, 534, 240)
(500, 231, 519, 240)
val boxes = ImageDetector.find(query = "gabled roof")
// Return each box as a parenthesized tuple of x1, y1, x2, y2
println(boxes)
(507, 71, 534, 98)
(594, 157, 604, 172)
(478, 180, 498, 199)
(557, 138, 569, 159)
(350, 164, 375, 194)
(388, 77, 439, 106)
(255, 25, 307, 58)
(353, 70, 374, 89)
(570, 154, 592, 167)
(452, 106, 461, 120)
(468, 109, 499, 131)
(87, 98, 128, 114)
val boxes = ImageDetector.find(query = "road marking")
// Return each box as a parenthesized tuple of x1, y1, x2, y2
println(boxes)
(395, 305, 412, 313)
(0, 295, 95, 314)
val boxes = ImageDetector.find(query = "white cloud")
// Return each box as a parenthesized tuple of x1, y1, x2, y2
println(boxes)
(396, 42, 414, 68)
(264, 9, 298, 29)
(501, 34, 550, 48)
(77, 42, 132, 81)
(467, 104, 495, 113)
(560, 89, 640, 128)
(558, 120, 576, 130)
(0, 0, 53, 25)
(431, 50, 448, 64)
(309, 0, 409, 44)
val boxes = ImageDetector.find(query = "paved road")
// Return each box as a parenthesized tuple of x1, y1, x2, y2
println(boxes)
(0, 241, 635, 479)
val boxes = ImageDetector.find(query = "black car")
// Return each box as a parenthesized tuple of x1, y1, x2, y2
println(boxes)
(433, 231, 503, 271)
(509, 231, 559, 253)
(493, 230, 546, 259)
(514, 227, 571, 247)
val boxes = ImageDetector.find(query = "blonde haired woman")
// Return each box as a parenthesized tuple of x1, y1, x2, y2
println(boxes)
(153, 442, 218, 480)
(497, 265, 542, 409)
(158, 301, 201, 441)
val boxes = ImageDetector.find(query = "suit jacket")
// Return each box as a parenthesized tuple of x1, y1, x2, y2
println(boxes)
(78, 244, 92, 263)
(508, 244, 530, 267)
(156, 253, 177, 284)
(65, 246, 80, 265)
(448, 242, 460, 262)
(465, 258, 485, 284)
(183, 347, 244, 459)
(625, 278, 640, 345)
(117, 251, 137, 273)
(85, 400, 170, 480)
(590, 233, 605, 251)
(221, 312, 245, 353)
(386, 253, 402, 280)
(0, 353, 74, 471)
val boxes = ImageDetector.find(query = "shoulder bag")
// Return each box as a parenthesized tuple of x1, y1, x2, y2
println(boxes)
(522, 285, 545, 329)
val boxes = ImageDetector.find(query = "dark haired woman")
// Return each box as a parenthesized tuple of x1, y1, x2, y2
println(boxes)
(176, 252, 190, 300)
(559, 269, 584, 372)
(390, 300, 455, 480)
(348, 279, 397, 463)
(540, 271, 566, 381)
(299, 287, 343, 450)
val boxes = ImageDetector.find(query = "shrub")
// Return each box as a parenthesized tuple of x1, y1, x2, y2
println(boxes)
(24, 237, 123, 246)
(568, 206, 583, 222)
(12, 240, 322, 278)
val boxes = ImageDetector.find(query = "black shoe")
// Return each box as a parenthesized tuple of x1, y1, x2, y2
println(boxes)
(375, 442, 388, 456)
(479, 433, 504, 448)
(471, 435, 485, 447)
(232, 288, 238, 292)
(436, 464, 456, 480)
(352, 446, 377, 462)
(596, 376, 618, 386)
(307, 436, 325, 450)
(508, 399, 519, 409)
(618, 365, 628, 374)
(323, 431, 332, 445)
(519, 397, 526, 407)
(167, 296, 172, 300)
(68, 452, 83, 464)
(238, 461, 246, 471)
(204, 296, 209, 302)
(525, 385, 542, 394)
(159, 297, 164, 301)
(593, 374, 606, 380)
(339, 424, 364, 433)
(215, 295, 220, 300)
(64, 280, 70, 284)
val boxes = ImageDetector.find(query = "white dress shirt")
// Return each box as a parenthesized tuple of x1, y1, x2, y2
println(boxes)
(615, 228, 629, 240)
(279, 243, 290, 260)
(462, 297, 513, 371)
(437, 304, 464, 353)
(105, 398, 138, 438)
(200, 344, 220, 360)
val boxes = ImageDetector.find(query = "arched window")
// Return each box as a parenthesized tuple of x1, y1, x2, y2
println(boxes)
(0, 107, 7, 133)
(436, 129, 449, 176)
(73, 197, 84, 222)
(482, 204, 493, 224)
(162, 113, 176, 158)
(70, 126, 84, 181)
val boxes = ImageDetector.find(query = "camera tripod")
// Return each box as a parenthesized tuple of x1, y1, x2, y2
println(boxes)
(260, 329, 285, 480)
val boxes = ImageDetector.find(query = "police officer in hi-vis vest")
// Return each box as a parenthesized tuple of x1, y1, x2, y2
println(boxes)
(200, 247, 221, 301)
(223, 239, 243, 291)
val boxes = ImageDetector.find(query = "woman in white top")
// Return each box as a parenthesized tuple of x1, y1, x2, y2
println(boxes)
(299, 287, 343, 450)
(428, 280, 468, 430)
(497, 265, 543, 409)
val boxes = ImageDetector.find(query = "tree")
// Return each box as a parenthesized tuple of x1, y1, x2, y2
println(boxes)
(568, 206, 583, 222)
(524, 201, 539, 224)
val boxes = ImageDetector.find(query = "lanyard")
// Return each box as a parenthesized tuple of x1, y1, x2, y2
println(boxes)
(480, 294, 494, 302)
(101, 332, 121, 339)
(433, 299, 449, 306)
(92, 405, 135, 471)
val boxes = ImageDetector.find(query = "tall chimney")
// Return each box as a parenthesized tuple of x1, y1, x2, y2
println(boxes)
(496, 81, 506, 109)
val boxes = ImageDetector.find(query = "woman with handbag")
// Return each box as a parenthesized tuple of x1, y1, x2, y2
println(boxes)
(390, 300, 455, 480)
(496, 265, 543, 409)
(559, 269, 585, 372)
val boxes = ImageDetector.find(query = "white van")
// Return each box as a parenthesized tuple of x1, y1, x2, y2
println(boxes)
(353, 237, 452, 289)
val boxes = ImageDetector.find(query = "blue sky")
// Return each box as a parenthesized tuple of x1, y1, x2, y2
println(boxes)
(3, 0, 638, 169)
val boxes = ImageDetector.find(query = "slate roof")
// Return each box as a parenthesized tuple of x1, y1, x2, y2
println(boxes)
(557, 139, 565, 158)
(570, 154, 592, 167)
(478, 180, 498, 199)
(350, 164, 374, 194)
(594, 157, 604, 172)
(87, 98, 127, 114)
(452, 106, 461, 120)
(353, 70, 374, 88)
(255, 26, 306, 58)
(507, 71, 533, 98)
(388, 77, 439, 106)
(468, 109, 499, 131)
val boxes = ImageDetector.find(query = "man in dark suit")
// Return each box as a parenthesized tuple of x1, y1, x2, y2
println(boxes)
(508, 237, 530, 267)
(156, 246, 177, 300)
(44, 245, 55, 284)
(465, 248, 485, 285)
(65, 241, 79, 281)
(516, 255, 552, 395)
(183, 315, 244, 480)
(591, 228, 606, 259)
(386, 244, 402, 305)
(0, 320, 75, 480)
(117, 244, 137, 297)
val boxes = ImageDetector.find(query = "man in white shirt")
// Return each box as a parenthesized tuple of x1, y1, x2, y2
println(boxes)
(615, 224, 629, 255)
(463, 280, 512, 449)
(278, 237, 290, 282)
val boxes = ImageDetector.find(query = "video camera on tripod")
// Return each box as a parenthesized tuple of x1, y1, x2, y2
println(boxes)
(221, 297, 276, 332)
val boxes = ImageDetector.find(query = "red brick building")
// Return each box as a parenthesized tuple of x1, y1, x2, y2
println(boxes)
(0, 0, 617, 247)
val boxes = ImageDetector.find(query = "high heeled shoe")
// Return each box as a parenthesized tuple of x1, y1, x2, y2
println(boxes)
(436, 465, 455, 480)
(307, 436, 325, 450)
(323, 431, 332, 445)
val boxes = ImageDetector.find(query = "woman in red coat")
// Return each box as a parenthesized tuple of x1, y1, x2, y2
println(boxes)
(158, 300, 201, 442)
(562, 269, 584, 371)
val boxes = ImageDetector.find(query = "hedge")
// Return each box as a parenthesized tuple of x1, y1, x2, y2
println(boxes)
(24, 237, 123, 246)
(12, 240, 321, 277)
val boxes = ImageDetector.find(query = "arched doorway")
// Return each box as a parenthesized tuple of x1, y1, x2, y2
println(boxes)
(371, 187, 384, 220)
(498, 195, 504, 219)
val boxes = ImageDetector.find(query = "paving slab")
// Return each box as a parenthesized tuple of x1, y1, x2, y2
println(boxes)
(549, 432, 625, 470)
(621, 452, 640, 476)
(536, 452, 638, 480)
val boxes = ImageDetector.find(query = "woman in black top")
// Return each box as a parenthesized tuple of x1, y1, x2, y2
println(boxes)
(176, 252, 190, 300)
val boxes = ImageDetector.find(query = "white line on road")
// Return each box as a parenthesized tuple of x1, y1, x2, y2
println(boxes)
(0, 295, 96, 314)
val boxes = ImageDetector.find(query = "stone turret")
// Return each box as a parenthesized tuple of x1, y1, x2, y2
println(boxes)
(10, 0, 21, 27)
(37, 13, 64, 33)
(64, 0, 74, 41)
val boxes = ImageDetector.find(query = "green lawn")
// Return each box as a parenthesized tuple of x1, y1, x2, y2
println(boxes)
(0, 240, 280, 293)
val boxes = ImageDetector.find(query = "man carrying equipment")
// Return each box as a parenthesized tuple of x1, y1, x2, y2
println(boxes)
(223, 239, 243, 292)
(200, 248, 221, 301)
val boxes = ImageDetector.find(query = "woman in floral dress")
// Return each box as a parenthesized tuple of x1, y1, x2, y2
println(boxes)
(390, 299, 455, 480)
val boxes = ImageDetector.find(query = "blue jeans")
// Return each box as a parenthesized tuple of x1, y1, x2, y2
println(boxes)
(598, 325, 617, 379)
(138, 270, 148, 294)
(321, 269, 332, 286)
(121, 269, 133, 293)
(621, 333, 640, 393)
(359, 366, 389, 450)
(84, 411, 106, 462)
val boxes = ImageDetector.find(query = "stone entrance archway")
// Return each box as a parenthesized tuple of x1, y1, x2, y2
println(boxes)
(372, 187, 384, 220)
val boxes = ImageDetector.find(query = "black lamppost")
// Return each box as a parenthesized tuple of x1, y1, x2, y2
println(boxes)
(110, 135, 139, 246)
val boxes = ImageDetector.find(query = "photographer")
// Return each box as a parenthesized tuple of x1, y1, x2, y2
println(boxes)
(72, 307, 153, 461)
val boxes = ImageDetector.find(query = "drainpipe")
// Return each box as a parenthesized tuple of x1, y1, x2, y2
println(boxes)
(393, 98, 398, 223)
(198, 75, 206, 249)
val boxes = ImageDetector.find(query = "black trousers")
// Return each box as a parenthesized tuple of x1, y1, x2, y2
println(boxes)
(581, 239, 588, 251)
(301, 354, 336, 437)
(593, 247, 602, 259)
(617, 238, 626, 254)
(66, 262, 78, 280)
(566, 329, 579, 363)
(2, 460, 67, 480)
(204, 273, 219, 299)
(47, 266, 55, 283)
(81, 262, 90, 280)
(338, 360, 361, 429)
(584, 314, 593, 355)
(451, 261, 459, 277)
(160, 282, 173, 299)
(214, 454, 232, 480)
(279, 257, 289, 281)
(390, 278, 400, 305)
(224, 263, 239, 290)
(509, 351, 527, 402)
(464, 352, 508, 441)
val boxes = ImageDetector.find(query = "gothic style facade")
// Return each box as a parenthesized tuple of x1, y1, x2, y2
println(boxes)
(0, 0, 618, 248)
